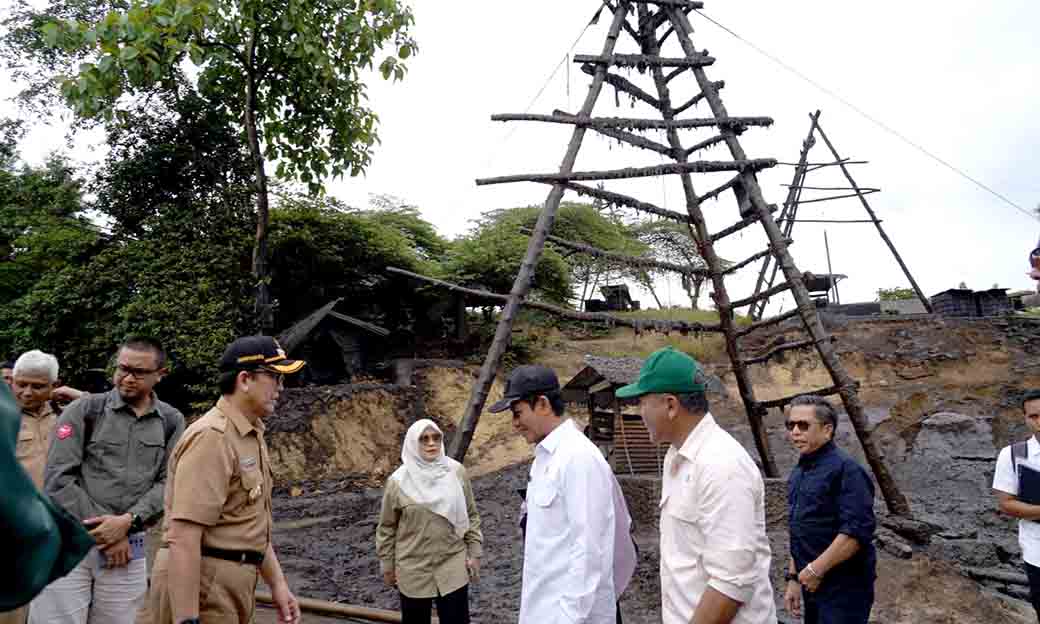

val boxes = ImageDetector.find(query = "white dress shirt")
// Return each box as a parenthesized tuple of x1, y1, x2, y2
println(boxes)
(993, 437, 1040, 566)
(520, 419, 628, 624)
(659, 413, 776, 624)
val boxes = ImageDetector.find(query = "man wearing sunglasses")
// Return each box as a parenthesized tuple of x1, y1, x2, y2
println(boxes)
(783, 395, 876, 624)
(35, 337, 185, 624)
(146, 336, 304, 624)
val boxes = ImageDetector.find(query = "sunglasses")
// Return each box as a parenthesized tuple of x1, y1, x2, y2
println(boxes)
(784, 420, 814, 432)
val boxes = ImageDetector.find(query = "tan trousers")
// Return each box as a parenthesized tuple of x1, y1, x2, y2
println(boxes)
(147, 548, 260, 624)
(0, 606, 28, 624)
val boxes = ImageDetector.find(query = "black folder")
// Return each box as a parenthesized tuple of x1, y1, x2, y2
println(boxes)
(1020, 462, 1040, 505)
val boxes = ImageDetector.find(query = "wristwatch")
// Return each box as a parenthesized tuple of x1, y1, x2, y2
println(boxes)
(128, 513, 145, 534)
(784, 570, 797, 583)
(179, 618, 200, 624)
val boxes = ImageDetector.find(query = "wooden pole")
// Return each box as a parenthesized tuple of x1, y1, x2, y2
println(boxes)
(824, 230, 840, 305)
(812, 119, 932, 314)
(668, 7, 911, 515)
(749, 110, 818, 320)
(256, 592, 427, 623)
(448, 2, 634, 462)
(640, 3, 778, 477)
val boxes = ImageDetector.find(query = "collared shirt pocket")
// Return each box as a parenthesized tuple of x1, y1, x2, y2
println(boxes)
(135, 429, 166, 481)
(239, 467, 264, 508)
(16, 429, 35, 460)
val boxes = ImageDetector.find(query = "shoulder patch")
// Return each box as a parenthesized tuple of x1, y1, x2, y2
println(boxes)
(56, 423, 74, 440)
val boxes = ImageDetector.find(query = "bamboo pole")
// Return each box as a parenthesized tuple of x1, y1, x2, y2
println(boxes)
(386, 267, 722, 333)
(669, 7, 911, 516)
(531, 229, 708, 277)
(490, 113, 774, 130)
(573, 52, 715, 68)
(639, 3, 777, 477)
(580, 64, 661, 109)
(561, 182, 691, 223)
(672, 82, 723, 115)
(708, 204, 778, 243)
(255, 592, 425, 623)
(475, 159, 775, 186)
(812, 119, 932, 314)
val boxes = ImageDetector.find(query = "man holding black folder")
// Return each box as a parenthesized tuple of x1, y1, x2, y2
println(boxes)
(993, 389, 1040, 619)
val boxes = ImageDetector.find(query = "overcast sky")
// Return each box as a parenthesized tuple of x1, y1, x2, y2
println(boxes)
(5, 0, 1039, 315)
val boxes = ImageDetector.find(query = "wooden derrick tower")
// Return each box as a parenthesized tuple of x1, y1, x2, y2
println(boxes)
(393, 0, 910, 515)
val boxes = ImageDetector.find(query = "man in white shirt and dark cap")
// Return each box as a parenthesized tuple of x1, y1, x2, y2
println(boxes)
(489, 365, 636, 624)
(615, 347, 776, 624)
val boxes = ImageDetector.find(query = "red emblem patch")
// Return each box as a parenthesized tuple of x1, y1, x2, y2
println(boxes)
(57, 424, 74, 440)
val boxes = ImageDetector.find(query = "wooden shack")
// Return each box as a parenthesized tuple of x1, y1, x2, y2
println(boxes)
(562, 355, 667, 476)
(930, 288, 1011, 318)
(277, 299, 391, 385)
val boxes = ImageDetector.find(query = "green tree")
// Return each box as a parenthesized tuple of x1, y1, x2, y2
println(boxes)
(630, 219, 722, 310)
(0, 123, 99, 304)
(37, 0, 416, 329)
(876, 287, 915, 301)
(445, 202, 643, 306)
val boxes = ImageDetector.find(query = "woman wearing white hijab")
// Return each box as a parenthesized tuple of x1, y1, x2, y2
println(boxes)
(376, 419, 483, 624)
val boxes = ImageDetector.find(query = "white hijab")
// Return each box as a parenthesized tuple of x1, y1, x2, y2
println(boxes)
(390, 419, 470, 538)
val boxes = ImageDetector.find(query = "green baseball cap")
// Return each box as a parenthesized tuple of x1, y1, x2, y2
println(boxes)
(615, 346, 705, 399)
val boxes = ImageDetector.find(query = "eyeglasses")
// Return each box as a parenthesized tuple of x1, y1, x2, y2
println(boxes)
(115, 364, 160, 379)
(254, 369, 285, 386)
(784, 420, 814, 432)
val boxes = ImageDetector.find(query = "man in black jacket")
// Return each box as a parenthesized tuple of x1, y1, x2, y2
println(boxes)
(783, 395, 876, 624)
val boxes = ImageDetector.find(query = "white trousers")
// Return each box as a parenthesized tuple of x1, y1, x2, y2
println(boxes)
(28, 548, 147, 624)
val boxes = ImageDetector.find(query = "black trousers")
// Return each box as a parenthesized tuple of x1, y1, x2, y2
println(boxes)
(802, 586, 873, 624)
(1025, 562, 1040, 621)
(400, 584, 469, 624)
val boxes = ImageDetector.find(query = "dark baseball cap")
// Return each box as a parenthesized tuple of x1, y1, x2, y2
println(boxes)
(219, 336, 305, 374)
(488, 365, 561, 413)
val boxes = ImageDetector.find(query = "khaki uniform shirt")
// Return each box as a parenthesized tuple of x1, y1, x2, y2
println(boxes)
(376, 465, 483, 599)
(161, 397, 272, 553)
(16, 402, 56, 489)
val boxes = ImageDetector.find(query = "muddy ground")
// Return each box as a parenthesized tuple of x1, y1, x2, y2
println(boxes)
(264, 315, 1040, 622)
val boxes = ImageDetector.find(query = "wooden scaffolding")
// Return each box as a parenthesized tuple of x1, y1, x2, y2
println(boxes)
(748, 110, 932, 319)
(389, 0, 910, 516)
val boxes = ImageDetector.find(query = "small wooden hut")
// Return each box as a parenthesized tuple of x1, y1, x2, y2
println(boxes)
(562, 355, 667, 476)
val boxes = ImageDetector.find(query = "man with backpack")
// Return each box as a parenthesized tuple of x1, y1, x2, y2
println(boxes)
(994, 389, 1040, 620)
(32, 337, 185, 624)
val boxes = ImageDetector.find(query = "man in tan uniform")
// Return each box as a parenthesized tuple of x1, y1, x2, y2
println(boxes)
(148, 336, 304, 624)
(1, 350, 61, 624)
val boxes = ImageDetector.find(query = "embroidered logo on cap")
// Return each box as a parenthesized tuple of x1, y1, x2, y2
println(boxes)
(57, 424, 74, 440)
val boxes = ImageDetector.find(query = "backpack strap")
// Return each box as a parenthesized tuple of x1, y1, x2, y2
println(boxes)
(1013, 440, 1030, 476)
(80, 393, 110, 449)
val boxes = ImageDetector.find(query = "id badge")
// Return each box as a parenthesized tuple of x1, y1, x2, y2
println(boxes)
(129, 532, 146, 560)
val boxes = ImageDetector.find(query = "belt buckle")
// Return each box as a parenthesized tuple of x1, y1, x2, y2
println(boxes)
(240, 552, 248, 564)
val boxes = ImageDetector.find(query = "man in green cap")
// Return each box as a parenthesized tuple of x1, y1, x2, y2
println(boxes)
(0, 379, 93, 616)
(615, 347, 775, 624)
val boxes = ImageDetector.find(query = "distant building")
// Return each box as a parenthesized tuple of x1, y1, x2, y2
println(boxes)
(930, 288, 1011, 318)
(584, 284, 640, 312)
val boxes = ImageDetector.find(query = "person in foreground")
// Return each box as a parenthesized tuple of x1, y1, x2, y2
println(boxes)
(146, 336, 303, 624)
(783, 395, 876, 624)
(376, 419, 483, 624)
(615, 347, 775, 624)
(0, 382, 93, 620)
(491, 365, 636, 624)
(36, 337, 185, 624)
(993, 389, 1040, 620)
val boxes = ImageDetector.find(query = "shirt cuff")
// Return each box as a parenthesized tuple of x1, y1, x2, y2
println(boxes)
(708, 577, 753, 604)
(466, 543, 483, 560)
(380, 558, 395, 573)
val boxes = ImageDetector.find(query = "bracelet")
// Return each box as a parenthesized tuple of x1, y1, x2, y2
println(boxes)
(806, 563, 821, 579)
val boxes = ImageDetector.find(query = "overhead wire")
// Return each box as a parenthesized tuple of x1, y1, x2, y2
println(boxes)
(690, 9, 1039, 224)
(484, 3, 607, 167)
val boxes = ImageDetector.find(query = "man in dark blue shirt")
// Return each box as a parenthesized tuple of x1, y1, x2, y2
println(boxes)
(783, 395, 876, 624)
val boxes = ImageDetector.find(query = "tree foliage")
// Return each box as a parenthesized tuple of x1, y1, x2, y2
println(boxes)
(444, 202, 644, 306)
(877, 286, 916, 301)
